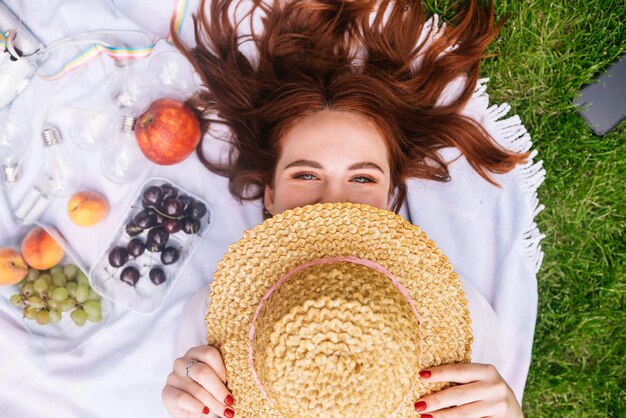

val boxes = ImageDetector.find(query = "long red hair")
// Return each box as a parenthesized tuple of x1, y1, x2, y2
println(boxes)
(171, 0, 528, 213)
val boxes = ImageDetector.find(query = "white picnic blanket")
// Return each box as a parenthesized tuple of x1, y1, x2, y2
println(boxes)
(0, 1, 544, 417)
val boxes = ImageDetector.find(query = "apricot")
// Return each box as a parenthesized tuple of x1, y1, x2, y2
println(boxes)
(21, 227, 65, 270)
(67, 191, 109, 227)
(0, 248, 28, 286)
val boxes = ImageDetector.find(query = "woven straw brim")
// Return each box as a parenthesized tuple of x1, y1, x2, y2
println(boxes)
(206, 202, 472, 418)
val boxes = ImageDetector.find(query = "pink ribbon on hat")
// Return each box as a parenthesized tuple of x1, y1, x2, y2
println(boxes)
(248, 255, 423, 417)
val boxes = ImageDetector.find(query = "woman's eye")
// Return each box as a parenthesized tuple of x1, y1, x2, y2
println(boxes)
(293, 172, 318, 180)
(351, 175, 375, 183)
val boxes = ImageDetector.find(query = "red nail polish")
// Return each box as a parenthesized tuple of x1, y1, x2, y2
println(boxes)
(224, 408, 235, 418)
(225, 394, 235, 406)
(202, 406, 210, 415)
(414, 401, 427, 412)
(419, 370, 431, 379)
(421, 415, 433, 418)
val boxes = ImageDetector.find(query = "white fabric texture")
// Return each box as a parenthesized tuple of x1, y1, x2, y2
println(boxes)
(0, 1, 544, 417)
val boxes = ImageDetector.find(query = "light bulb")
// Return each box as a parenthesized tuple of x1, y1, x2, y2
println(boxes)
(0, 112, 29, 187)
(0, 1, 43, 109)
(100, 113, 149, 184)
(148, 50, 195, 97)
(13, 125, 79, 224)
(107, 58, 151, 109)
(69, 105, 118, 152)
(36, 125, 79, 197)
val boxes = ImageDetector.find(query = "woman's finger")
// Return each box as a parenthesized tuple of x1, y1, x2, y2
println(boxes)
(419, 363, 498, 384)
(185, 345, 228, 383)
(416, 400, 496, 418)
(162, 384, 211, 416)
(413, 381, 487, 413)
(167, 346, 235, 417)
(168, 373, 235, 418)
(187, 345, 235, 406)
(174, 357, 233, 406)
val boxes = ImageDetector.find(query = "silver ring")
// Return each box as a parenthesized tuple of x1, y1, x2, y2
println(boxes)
(186, 359, 200, 379)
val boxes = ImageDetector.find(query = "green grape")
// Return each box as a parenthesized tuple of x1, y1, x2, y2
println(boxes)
(27, 296, 45, 309)
(76, 271, 89, 287)
(49, 266, 62, 276)
(59, 299, 75, 312)
(48, 309, 62, 323)
(83, 301, 102, 317)
(87, 289, 101, 301)
(21, 283, 35, 297)
(33, 278, 49, 293)
(35, 310, 50, 325)
(66, 282, 78, 297)
(15, 281, 25, 291)
(39, 273, 53, 284)
(10, 294, 25, 307)
(51, 287, 69, 302)
(70, 309, 87, 327)
(47, 299, 59, 310)
(26, 269, 40, 282)
(75, 285, 89, 303)
(23, 306, 37, 319)
(51, 272, 67, 287)
(87, 311, 103, 323)
(63, 264, 78, 280)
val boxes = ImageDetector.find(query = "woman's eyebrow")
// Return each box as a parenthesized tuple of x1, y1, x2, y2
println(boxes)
(283, 159, 323, 169)
(348, 161, 384, 173)
(283, 159, 384, 173)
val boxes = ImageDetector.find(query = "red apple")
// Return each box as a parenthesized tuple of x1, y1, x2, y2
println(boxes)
(135, 98, 201, 165)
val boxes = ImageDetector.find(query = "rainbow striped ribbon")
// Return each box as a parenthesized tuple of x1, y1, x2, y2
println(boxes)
(39, 37, 163, 81)
(0, 30, 19, 58)
(172, 0, 189, 38)
(38, 0, 189, 81)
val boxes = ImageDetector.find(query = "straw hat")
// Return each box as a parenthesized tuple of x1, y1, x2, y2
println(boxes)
(205, 202, 472, 418)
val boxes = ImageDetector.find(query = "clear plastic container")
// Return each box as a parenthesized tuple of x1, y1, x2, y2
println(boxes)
(0, 223, 111, 353)
(89, 177, 213, 314)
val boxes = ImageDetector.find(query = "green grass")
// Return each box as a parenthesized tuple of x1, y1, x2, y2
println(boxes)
(423, 1, 626, 416)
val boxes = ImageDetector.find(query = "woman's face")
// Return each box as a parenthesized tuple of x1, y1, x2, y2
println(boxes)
(264, 109, 393, 215)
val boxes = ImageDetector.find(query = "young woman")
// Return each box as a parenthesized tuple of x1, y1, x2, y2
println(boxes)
(163, 0, 528, 417)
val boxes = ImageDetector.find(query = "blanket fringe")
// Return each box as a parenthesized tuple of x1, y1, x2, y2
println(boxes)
(474, 78, 546, 273)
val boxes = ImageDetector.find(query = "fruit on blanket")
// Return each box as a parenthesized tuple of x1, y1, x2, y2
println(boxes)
(161, 183, 178, 200)
(21, 227, 65, 270)
(70, 309, 87, 326)
(9, 264, 104, 327)
(0, 248, 29, 286)
(147, 226, 169, 247)
(127, 238, 145, 258)
(134, 209, 157, 229)
(108, 246, 129, 268)
(125, 221, 144, 237)
(162, 218, 182, 234)
(182, 217, 201, 234)
(120, 266, 140, 286)
(141, 185, 163, 207)
(135, 98, 201, 165)
(160, 247, 180, 265)
(188, 201, 208, 220)
(67, 191, 110, 227)
(149, 267, 166, 285)
(101, 182, 211, 290)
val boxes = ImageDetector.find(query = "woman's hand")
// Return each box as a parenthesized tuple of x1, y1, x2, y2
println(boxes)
(413, 363, 523, 418)
(162, 345, 236, 418)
